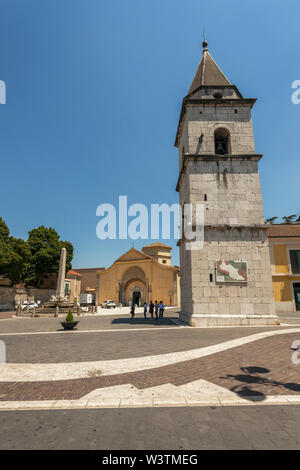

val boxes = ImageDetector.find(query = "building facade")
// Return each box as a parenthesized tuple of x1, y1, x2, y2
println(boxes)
(96, 243, 180, 307)
(74, 267, 104, 293)
(268, 224, 300, 312)
(175, 41, 279, 326)
(64, 270, 82, 303)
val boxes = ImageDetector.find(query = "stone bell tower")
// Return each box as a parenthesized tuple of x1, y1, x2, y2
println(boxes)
(175, 41, 279, 327)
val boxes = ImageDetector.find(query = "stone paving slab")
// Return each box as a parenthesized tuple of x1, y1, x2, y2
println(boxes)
(1, 406, 300, 449)
(0, 331, 299, 402)
(0, 324, 293, 363)
(0, 311, 179, 333)
(1, 309, 298, 335)
(2, 328, 299, 382)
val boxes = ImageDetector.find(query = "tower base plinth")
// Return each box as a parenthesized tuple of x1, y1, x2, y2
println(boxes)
(179, 312, 280, 327)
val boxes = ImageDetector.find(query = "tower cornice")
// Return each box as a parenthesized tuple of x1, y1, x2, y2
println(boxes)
(176, 153, 263, 192)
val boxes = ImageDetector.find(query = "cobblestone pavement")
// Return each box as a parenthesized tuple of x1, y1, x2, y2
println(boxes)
(0, 310, 179, 332)
(0, 309, 297, 363)
(1, 312, 300, 449)
(0, 331, 299, 401)
(1, 325, 291, 364)
(1, 405, 300, 449)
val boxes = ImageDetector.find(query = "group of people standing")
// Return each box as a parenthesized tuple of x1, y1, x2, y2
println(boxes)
(130, 300, 165, 320)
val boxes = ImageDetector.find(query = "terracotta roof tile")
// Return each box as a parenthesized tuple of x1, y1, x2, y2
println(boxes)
(67, 270, 82, 277)
(267, 224, 300, 238)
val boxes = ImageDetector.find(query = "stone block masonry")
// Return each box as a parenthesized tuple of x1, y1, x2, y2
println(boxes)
(176, 41, 279, 327)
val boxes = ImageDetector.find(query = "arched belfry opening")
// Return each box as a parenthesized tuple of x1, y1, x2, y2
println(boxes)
(214, 128, 230, 155)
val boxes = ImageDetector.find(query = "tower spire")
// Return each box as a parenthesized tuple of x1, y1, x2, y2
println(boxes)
(188, 40, 231, 94)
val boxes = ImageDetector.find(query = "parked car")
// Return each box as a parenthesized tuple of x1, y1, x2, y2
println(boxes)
(21, 301, 38, 311)
(101, 300, 116, 309)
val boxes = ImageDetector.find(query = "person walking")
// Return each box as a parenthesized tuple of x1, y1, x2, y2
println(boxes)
(154, 300, 159, 320)
(143, 302, 148, 320)
(159, 300, 165, 319)
(149, 300, 154, 320)
(130, 304, 135, 319)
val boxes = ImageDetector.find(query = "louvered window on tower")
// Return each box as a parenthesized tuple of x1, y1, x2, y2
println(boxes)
(214, 128, 230, 155)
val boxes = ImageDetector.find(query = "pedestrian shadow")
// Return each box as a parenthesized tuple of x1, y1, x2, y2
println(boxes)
(220, 365, 300, 402)
(111, 317, 178, 326)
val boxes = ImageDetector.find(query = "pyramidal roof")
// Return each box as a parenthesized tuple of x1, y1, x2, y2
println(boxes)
(188, 41, 231, 94)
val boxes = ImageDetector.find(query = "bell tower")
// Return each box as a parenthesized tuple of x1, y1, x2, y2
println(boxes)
(175, 41, 279, 326)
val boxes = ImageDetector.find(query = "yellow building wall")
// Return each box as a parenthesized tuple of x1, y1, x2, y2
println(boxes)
(272, 277, 300, 302)
(271, 243, 300, 306)
(272, 278, 292, 302)
(273, 245, 289, 273)
(97, 258, 179, 306)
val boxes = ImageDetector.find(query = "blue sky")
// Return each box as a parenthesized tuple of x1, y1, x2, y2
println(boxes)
(0, 0, 299, 268)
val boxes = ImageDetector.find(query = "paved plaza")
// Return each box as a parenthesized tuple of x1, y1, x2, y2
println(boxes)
(1, 308, 300, 449)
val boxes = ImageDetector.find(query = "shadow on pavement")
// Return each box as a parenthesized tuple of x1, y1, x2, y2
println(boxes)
(221, 365, 300, 402)
(111, 317, 178, 326)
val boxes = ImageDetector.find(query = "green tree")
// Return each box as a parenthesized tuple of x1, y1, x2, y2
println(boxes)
(0, 217, 30, 285)
(0, 217, 9, 241)
(0, 219, 12, 278)
(265, 217, 278, 224)
(282, 214, 297, 224)
(26, 226, 73, 287)
(5, 237, 30, 285)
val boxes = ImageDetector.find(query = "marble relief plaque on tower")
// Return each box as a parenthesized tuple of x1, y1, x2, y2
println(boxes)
(216, 261, 248, 283)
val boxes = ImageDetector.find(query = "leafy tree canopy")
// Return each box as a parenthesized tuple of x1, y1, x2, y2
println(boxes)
(26, 226, 73, 287)
(0, 217, 30, 285)
(265, 217, 278, 224)
(282, 214, 297, 224)
(0, 217, 9, 241)
(0, 218, 73, 287)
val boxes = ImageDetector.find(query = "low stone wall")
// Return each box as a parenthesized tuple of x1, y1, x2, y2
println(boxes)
(0, 287, 55, 311)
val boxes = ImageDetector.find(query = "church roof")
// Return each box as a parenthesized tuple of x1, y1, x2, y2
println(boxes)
(143, 242, 172, 249)
(188, 41, 231, 93)
(115, 247, 152, 262)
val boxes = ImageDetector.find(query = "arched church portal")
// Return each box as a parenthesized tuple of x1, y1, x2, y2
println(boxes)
(132, 290, 141, 307)
(120, 266, 147, 306)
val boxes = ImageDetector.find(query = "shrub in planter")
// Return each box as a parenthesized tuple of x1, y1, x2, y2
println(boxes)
(65, 310, 74, 323)
(61, 309, 79, 330)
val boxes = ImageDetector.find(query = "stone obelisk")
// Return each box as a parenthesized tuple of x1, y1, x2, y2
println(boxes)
(56, 247, 67, 301)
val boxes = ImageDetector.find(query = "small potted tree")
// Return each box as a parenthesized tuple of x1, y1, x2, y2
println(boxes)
(60, 309, 79, 330)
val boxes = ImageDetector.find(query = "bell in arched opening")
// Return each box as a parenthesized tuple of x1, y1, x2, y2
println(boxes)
(214, 128, 230, 155)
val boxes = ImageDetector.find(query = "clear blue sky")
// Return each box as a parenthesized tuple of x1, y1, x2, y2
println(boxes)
(0, 0, 299, 268)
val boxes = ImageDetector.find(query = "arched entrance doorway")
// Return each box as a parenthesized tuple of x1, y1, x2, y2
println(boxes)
(132, 291, 141, 307)
(121, 266, 147, 305)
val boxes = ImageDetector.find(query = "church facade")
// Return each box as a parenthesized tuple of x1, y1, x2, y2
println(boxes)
(175, 41, 279, 326)
(96, 243, 180, 307)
